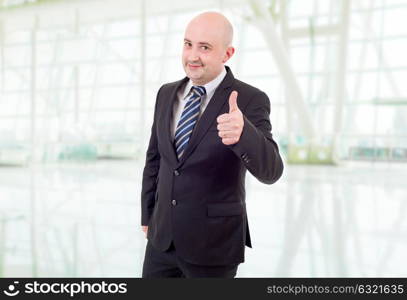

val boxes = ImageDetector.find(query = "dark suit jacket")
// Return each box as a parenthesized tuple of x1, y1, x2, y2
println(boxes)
(141, 66, 283, 266)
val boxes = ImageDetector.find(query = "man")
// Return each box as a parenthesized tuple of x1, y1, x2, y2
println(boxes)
(140, 11, 283, 278)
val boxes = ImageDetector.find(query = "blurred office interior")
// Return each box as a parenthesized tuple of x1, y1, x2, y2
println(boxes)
(0, 0, 406, 277)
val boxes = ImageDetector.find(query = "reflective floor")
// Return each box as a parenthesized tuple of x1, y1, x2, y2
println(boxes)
(0, 160, 406, 277)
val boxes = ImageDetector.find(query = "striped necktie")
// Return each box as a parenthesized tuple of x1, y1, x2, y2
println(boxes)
(174, 85, 206, 159)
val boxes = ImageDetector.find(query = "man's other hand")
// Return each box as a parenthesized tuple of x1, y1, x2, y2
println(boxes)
(142, 226, 148, 238)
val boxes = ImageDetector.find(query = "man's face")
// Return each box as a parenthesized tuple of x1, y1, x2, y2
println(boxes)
(182, 21, 232, 85)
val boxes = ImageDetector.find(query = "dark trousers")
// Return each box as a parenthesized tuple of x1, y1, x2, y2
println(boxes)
(142, 239, 239, 278)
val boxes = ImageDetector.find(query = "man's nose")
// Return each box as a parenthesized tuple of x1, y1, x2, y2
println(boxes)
(188, 47, 199, 61)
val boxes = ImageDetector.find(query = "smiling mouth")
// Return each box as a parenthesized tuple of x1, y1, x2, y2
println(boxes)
(188, 64, 202, 68)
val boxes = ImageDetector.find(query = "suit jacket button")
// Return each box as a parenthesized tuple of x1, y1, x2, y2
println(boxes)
(171, 199, 177, 206)
(174, 170, 180, 176)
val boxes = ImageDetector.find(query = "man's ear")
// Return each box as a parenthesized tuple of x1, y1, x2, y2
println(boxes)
(222, 46, 235, 63)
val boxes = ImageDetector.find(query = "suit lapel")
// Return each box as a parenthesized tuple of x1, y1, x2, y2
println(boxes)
(161, 77, 189, 166)
(176, 67, 235, 168)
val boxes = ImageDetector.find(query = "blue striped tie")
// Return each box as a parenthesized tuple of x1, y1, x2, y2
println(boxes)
(174, 85, 206, 159)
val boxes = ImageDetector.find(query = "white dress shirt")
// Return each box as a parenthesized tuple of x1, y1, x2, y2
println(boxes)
(171, 67, 227, 140)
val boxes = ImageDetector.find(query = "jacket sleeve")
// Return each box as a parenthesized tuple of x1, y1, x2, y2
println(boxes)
(140, 87, 163, 226)
(228, 91, 284, 184)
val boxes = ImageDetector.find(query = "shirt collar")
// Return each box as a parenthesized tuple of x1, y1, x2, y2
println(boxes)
(182, 67, 227, 101)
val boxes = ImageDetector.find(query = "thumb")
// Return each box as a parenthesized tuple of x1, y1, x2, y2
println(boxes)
(228, 91, 239, 113)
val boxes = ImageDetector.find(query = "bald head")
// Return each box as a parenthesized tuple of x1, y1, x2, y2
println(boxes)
(186, 11, 234, 48)
(182, 11, 235, 85)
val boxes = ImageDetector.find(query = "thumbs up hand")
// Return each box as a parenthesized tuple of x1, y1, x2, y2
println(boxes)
(216, 91, 244, 145)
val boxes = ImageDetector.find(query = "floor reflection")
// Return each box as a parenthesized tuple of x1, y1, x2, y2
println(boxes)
(0, 160, 406, 277)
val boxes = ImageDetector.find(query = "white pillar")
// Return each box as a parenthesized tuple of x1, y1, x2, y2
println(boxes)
(332, 0, 350, 153)
(30, 16, 38, 163)
(30, 15, 39, 277)
(74, 9, 79, 124)
(0, 19, 4, 95)
(140, 0, 146, 146)
(248, 0, 316, 140)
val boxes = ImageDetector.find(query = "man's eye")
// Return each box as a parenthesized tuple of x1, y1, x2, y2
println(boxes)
(201, 46, 209, 50)
(184, 42, 192, 47)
